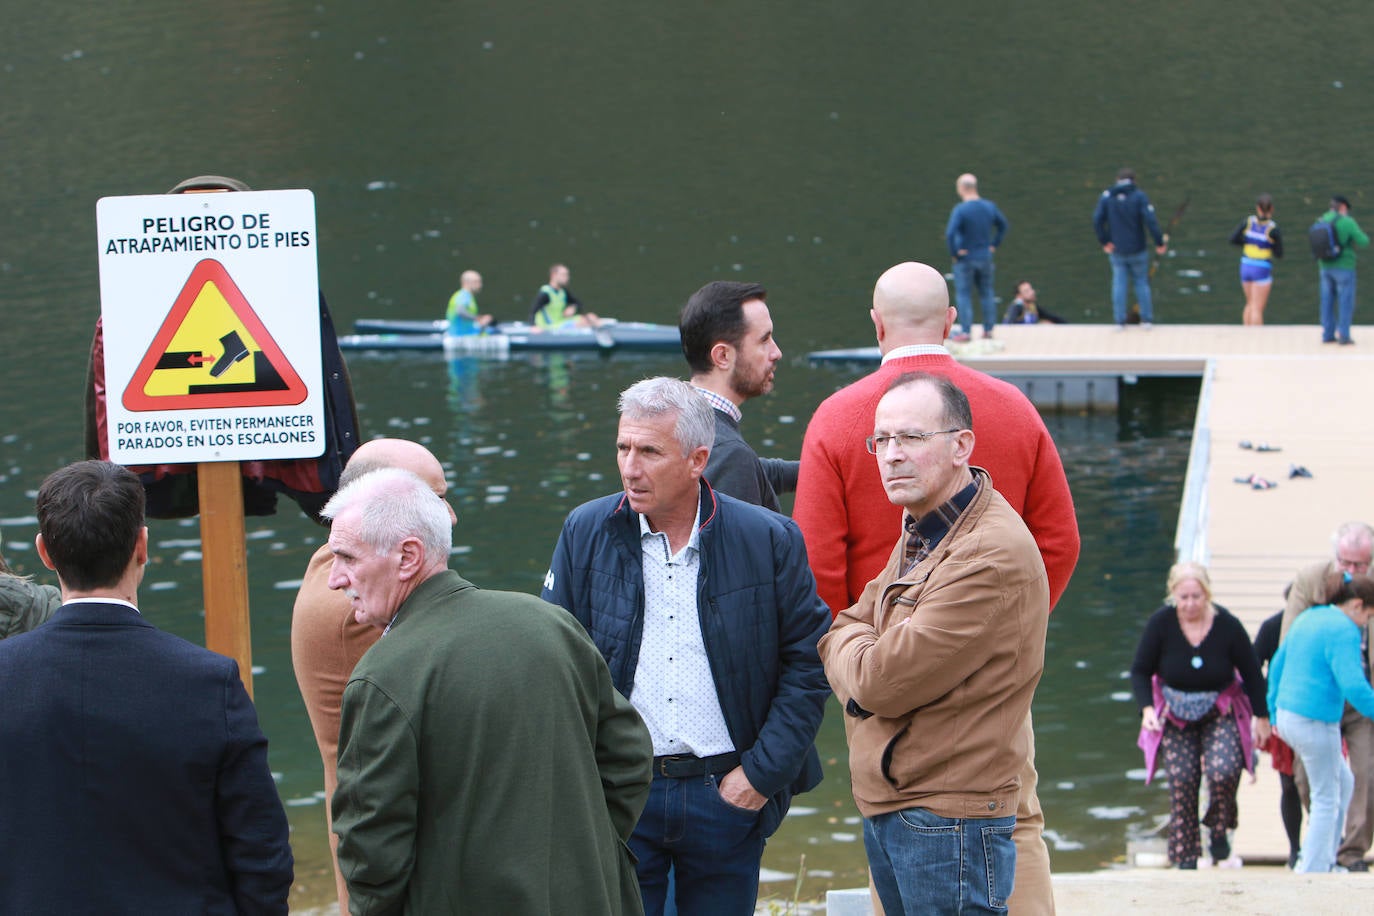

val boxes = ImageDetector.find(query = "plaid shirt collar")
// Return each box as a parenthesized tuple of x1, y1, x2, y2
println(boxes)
(903, 476, 980, 574)
(693, 386, 742, 423)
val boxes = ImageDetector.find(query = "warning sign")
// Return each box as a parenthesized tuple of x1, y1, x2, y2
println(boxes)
(97, 189, 325, 465)
(123, 259, 308, 410)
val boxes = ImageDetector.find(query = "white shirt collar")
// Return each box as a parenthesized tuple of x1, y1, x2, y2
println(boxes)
(882, 343, 950, 364)
(63, 597, 140, 614)
(639, 504, 703, 554)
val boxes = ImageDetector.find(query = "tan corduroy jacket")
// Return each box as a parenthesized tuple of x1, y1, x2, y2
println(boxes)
(819, 469, 1049, 820)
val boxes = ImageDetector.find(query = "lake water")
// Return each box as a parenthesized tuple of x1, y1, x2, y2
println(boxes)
(2, 0, 1364, 905)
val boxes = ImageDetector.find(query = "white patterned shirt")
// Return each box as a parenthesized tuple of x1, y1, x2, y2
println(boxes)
(881, 343, 950, 364)
(630, 510, 735, 757)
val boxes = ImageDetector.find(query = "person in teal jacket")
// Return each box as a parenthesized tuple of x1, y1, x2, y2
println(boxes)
(1270, 573, 1374, 872)
(1316, 195, 1371, 345)
(445, 269, 493, 336)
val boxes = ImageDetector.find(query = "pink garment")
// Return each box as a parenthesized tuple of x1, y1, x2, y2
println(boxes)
(1137, 674, 1255, 784)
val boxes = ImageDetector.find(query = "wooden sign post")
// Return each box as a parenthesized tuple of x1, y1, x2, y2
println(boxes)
(198, 463, 254, 695)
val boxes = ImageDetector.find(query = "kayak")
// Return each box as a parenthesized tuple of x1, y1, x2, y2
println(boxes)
(341, 319, 682, 352)
(807, 346, 882, 363)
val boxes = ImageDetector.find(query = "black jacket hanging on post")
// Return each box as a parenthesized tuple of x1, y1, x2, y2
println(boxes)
(83, 291, 360, 524)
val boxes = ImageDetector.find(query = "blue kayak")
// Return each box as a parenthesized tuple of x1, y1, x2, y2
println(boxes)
(341, 319, 681, 352)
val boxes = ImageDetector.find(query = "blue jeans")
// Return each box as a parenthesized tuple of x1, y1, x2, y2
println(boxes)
(1109, 249, 1154, 324)
(630, 772, 765, 916)
(1278, 708, 1354, 872)
(953, 254, 997, 333)
(864, 807, 1016, 915)
(1319, 268, 1357, 342)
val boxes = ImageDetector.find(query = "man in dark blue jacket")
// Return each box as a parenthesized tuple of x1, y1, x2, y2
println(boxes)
(1093, 167, 1168, 329)
(542, 376, 831, 916)
(945, 173, 1009, 341)
(0, 461, 292, 914)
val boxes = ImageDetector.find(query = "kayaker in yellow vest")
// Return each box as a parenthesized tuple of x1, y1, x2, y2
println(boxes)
(446, 270, 494, 336)
(529, 263, 601, 330)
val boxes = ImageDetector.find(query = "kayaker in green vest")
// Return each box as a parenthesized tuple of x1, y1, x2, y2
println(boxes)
(530, 263, 601, 329)
(446, 270, 494, 336)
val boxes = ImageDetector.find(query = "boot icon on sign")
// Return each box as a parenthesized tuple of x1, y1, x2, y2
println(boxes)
(210, 330, 251, 378)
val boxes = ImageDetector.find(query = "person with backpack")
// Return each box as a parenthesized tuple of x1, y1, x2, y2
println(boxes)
(1312, 195, 1370, 345)
(1230, 194, 1283, 326)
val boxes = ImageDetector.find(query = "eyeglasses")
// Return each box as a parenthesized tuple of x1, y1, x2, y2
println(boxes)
(865, 429, 961, 454)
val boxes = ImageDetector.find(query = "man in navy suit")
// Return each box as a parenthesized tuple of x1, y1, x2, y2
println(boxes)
(0, 460, 293, 914)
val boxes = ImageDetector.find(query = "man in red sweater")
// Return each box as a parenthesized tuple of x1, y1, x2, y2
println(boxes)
(795, 260, 1079, 916)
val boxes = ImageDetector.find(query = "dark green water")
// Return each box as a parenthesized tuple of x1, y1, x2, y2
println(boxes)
(3, 0, 1369, 905)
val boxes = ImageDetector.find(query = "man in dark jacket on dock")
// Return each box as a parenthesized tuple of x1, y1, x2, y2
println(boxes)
(543, 376, 832, 916)
(680, 280, 798, 513)
(1093, 167, 1168, 329)
(946, 173, 1009, 341)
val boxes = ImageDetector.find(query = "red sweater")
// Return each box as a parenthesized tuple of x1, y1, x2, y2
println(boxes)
(795, 352, 1080, 615)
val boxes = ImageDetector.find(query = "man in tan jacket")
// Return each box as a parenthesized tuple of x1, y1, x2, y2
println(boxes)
(1279, 521, 1374, 871)
(820, 371, 1049, 915)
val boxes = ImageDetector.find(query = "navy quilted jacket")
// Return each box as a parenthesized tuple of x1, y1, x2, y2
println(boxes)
(542, 481, 831, 837)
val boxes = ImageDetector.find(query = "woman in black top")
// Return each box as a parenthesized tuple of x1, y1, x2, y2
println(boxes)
(1130, 561, 1270, 868)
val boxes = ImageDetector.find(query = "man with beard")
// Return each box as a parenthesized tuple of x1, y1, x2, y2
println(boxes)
(679, 281, 798, 512)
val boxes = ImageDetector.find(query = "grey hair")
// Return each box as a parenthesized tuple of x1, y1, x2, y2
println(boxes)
(618, 377, 716, 455)
(1333, 522, 1374, 552)
(321, 468, 452, 560)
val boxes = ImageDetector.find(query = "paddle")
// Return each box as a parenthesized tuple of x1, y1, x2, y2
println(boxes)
(1129, 194, 1190, 322)
(1151, 195, 1191, 278)
(585, 312, 614, 349)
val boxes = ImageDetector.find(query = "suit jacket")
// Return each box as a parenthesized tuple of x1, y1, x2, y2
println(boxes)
(0, 602, 292, 915)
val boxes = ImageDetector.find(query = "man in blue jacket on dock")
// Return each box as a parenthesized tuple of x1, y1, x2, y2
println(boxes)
(542, 376, 831, 916)
(1093, 167, 1168, 329)
(945, 173, 1008, 341)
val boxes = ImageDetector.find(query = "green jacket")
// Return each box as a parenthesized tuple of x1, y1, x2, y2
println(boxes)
(533, 284, 569, 328)
(1319, 210, 1370, 271)
(0, 575, 61, 640)
(334, 570, 652, 916)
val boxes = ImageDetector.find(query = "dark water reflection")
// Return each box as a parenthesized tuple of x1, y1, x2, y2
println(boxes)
(4, 0, 1356, 904)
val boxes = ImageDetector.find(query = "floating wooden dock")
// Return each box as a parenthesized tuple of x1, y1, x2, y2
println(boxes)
(957, 323, 1374, 866)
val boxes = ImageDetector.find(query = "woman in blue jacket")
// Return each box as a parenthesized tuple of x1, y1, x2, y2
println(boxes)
(1270, 573, 1374, 872)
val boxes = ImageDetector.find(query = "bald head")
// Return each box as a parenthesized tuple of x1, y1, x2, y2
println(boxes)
(341, 439, 454, 522)
(461, 270, 482, 292)
(871, 262, 955, 352)
(957, 173, 978, 196)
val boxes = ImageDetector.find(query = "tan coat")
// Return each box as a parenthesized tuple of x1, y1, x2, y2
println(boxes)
(819, 469, 1049, 820)
(1280, 559, 1374, 677)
